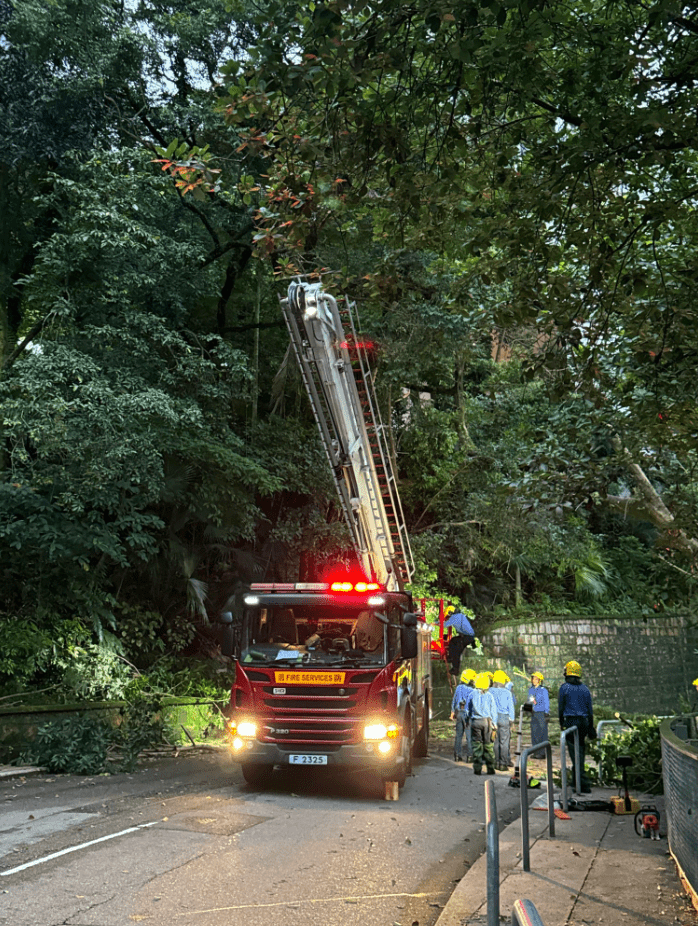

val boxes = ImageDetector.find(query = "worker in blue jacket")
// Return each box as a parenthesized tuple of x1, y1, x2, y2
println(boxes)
(450, 669, 476, 762)
(491, 670, 515, 769)
(468, 673, 498, 775)
(444, 605, 476, 675)
(526, 670, 549, 756)
(558, 659, 595, 793)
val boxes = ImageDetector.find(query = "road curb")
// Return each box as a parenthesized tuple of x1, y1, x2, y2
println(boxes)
(0, 765, 46, 780)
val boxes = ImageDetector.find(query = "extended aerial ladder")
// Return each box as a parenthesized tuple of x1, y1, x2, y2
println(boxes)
(280, 280, 414, 592)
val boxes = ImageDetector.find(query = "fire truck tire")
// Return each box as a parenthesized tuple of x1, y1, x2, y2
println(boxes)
(414, 695, 430, 758)
(241, 761, 274, 787)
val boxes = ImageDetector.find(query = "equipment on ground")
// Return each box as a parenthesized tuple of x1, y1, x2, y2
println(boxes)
(634, 805, 661, 839)
(220, 281, 431, 799)
(610, 755, 640, 814)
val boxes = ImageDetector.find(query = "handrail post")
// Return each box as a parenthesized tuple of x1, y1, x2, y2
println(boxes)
(485, 779, 499, 926)
(520, 741, 555, 873)
(596, 719, 623, 784)
(559, 726, 580, 811)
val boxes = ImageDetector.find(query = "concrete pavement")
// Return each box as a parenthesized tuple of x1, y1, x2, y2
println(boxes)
(435, 786, 690, 926)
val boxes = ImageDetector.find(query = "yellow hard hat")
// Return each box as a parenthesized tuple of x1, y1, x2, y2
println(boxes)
(474, 672, 490, 690)
(564, 660, 582, 677)
(445, 605, 455, 616)
(692, 678, 698, 687)
(531, 671, 544, 682)
(462, 668, 477, 682)
(493, 670, 508, 685)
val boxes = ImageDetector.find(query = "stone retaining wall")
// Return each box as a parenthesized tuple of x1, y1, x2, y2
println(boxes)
(484, 614, 698, 714)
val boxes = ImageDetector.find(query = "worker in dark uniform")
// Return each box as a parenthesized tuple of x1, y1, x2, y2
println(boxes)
(558, 659, 596, 794)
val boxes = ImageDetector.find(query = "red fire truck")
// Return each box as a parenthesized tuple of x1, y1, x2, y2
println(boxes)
(221, 281, 431, 794)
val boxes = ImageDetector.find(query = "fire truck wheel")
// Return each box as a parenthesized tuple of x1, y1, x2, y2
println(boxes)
(241, 761, 274, 787)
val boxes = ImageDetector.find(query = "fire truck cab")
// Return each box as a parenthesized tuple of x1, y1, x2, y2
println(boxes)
(225, 581, 431, 788)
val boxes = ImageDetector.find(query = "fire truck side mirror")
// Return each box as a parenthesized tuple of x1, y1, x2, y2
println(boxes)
(219, 611, 235, 658)
(401, 613, 418, 660)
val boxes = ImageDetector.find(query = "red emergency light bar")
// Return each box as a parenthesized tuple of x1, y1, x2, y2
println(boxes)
(330, 581, 380, 592)
(249, 582, 383, 593)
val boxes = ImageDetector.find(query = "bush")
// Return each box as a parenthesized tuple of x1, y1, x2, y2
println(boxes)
(18, 714, 115, 775)
(587, 717, 663, 795)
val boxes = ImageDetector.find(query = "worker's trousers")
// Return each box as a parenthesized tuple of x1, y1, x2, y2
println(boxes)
(470, 718, 495, 773)
(562, 716, 591, 793)
(494, 713, 511, 767)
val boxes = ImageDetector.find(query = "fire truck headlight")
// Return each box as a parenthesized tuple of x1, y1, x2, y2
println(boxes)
(232, 736, 244, 751)
(364, 723, 388, 741)
(378, 740, 392, 754)
(236, 721, 257, 738)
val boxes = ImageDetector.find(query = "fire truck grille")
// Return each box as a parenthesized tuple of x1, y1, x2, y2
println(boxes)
(258, 682, 375, 747)
(261, 718, 360, 748)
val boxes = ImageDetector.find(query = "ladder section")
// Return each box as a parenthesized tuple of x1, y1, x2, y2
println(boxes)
(279, 287, 368, 567)
(338, 300, 414, 588)
(280, 282, 410, 591)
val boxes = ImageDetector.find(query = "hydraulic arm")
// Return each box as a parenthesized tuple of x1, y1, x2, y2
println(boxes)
(280, 281, 414, 592)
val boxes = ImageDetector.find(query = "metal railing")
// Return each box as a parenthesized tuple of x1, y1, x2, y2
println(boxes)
(519, 741, 555, 872)
(559, 725, 580, 812)
(511, 898, 546, 926)
(485, 778, 499, 926)
(595, 719, 623, 784)
(661, 716, 698, 907)
(485, 779, 547, 925)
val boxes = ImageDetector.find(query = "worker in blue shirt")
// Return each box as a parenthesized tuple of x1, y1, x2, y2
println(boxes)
(444, 605, 476, 675)
(450, 668, 476, 762)
(526, 670, 550, 756)
(468, 673, 498, 775)
(491, 670, 516, 769)
(558, 660, 595, 793)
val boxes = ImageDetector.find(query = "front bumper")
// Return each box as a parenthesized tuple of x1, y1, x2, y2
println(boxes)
(228, 739, 405, 776)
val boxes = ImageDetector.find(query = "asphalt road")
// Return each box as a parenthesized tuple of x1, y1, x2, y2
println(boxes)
(0, 745, 525, 926)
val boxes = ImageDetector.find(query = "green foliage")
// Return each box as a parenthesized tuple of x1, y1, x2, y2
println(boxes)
(18, 714, 115, 775)
(588, 718, 664, 795)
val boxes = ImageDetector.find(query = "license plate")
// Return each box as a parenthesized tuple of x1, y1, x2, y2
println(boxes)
(275, 672, 345, 685)
(288, 754, 328, 765)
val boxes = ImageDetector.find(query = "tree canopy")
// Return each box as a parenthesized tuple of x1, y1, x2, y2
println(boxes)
(1, 0, 697, 694)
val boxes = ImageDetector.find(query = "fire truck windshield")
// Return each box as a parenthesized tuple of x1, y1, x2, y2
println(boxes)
(241, 605, 392, 666)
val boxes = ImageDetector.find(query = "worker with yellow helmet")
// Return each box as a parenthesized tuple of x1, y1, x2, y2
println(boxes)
(526, 670, 550, 754)
(558, 659, 595, 793)
(490, 670, 515, 770)
(467, 672, 498, 775)
(450, 668, 477, 762)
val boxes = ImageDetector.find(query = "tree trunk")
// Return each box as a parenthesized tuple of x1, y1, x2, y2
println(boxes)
(606, 438, 698, 556)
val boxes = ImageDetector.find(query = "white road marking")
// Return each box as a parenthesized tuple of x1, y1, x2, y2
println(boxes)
(174, 890, 450, 916)
(0, 821, 158, 876)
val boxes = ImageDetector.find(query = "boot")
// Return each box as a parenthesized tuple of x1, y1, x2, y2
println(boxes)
(486, 766, 495, 774)
(473, 766, 482, 775)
